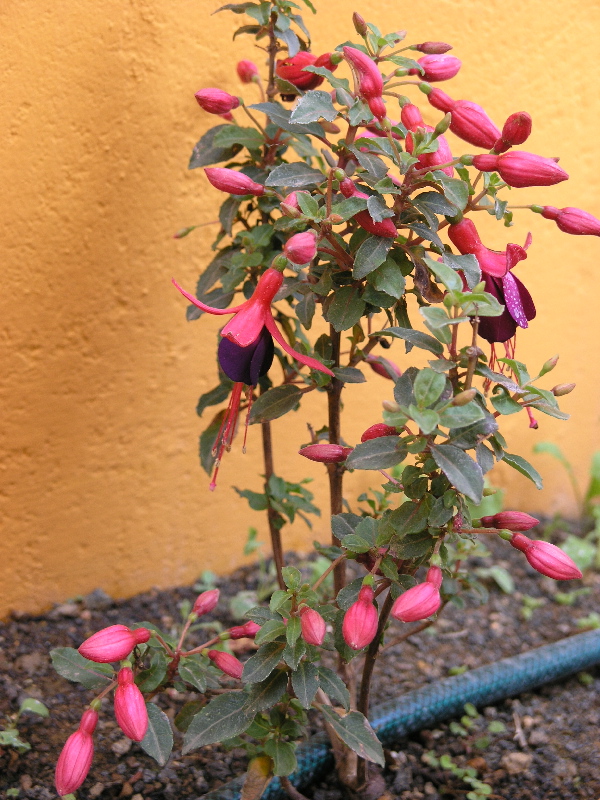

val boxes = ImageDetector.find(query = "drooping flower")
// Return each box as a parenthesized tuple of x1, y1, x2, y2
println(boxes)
(342, 586, 379, 650)
(195, 89, 240, 115)
(193, 588, 220, 616)
(228, 621, 261, 639)
(480, 511, 540, 531)
(448, 217, 536, 343)
(400, 102, 454, 176)
(509, 534, 582, 580)
(237, 60, 259, 84)
(276, 52, 338, 91)
(390, 566, 442, 622)
(539, 206, 600, 236)
(114, 667, 148, 742)
(207, 649, 244, 680)
(472, 151, 568, 188)
(204, 167, 265, 197)
(421, 84, 501, 149)
(174, 267, 333, 488)
(365, 354, 402, 380)
(299, 606, 327, 646)
(409, 54, 462, 82)
(493, 112, 532, 154)
(55, 708, 98, 796)
(360, 423, 399, 442)
(78, 625, 151, 664)
(299, 444, 353, 463)
(339, 178, 397, 237)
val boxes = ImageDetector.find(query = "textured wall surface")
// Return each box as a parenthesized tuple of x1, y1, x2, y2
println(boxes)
(1, 0, 599, 616)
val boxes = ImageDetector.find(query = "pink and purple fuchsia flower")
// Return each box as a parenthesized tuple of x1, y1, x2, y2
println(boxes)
(174, 264, 333, 489)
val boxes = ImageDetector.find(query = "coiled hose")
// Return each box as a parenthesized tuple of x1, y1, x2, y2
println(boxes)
(206, 628, 600, 800)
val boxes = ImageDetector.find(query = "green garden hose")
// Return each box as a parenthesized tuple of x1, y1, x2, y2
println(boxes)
(205, 628, 600, 800)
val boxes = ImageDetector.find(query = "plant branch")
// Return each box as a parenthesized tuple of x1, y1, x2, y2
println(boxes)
(261, 419, 286, 590)
(326, 327, 346, 598)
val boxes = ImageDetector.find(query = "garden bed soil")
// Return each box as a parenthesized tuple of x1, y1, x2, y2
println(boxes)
(1, 535, 599, 800)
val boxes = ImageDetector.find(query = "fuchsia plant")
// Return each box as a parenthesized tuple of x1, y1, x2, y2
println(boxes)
(50, 2, 597, 797)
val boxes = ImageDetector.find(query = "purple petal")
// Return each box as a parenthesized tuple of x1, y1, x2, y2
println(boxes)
(218, 327, 273, 386)
(478, 276, 518, 343)
(502, 271, 529, 328)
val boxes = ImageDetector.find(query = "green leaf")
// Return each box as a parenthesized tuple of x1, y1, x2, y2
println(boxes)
(408, 406, 440, 434)
(235, 487, 269, 512)
(178, 658, 209, 693)
(283, 638, 306, 670)
(439, 403, 485, 428)
(296, 292, 316, 329)
(331, 512, 362, 541)
(325, 286, 366, 332)
(303, 65, 351, 91)
(215, 2, 258, 13)
(243, 670, 289, 714)
(320, 707, 384, 766)
(50, 647, 113, 690)
(242, 642, 286, 683)
(137, 649, 168, 692)
(330, 196, 369, 221)
(348, 146, 388, 180)
(318, 667, 350, 711)
(286, 616, 302, 646)
(183, 692, 253, 753)
(414, 368, 447, 408)
(424, 257, 463, 293)
(255, 619, 287, 645)
(332, 367, 366, 383)
(282, 566, 302, 590)
(140, 703, 174, 766)
(387, 499, 432, 538)
(249, 385, 302, 424)
(353, 236, 393, 280)
(196, 381, 233, 417)
(373, 327, 444, 355)
(502, 452, 543, 490)
(290, 90, 338, 123)
(394, 529, 435, 559)
(295, 191, 320, 218)
(443, 252, 481, 289)
(18, 698, 49, 718)
(430, 445, 484, 503)
(292, 661, 319, 708)
(0, 729, 30, 753)
(477, 566, 515, 594)
(342, 517, 378, 553)
(345, 436, 406, 470)
(413, 191, 458, 220)
(369, 258, 406, 299)
(497, 358, 530, 386)
(189, 124, 241, 169)
(213, 125, 265, 151)
(491, 387, 523, 416)
(264, 739, 298, 777)
(250, 102, 324, 137)
(406, 222, 444, 250)
(199, 410, 224, 476)
(436, 174, 469, 211)
(448, 415, 498, 449)
(266, 163, 325, 188)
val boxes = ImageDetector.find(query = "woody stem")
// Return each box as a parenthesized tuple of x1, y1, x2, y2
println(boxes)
(261, 419, 286, 590)
(266, 10, 278, 102)
(326, 327, 346, 597)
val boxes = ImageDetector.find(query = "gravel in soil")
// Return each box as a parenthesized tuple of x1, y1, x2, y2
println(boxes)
(1, 536, 599, 800)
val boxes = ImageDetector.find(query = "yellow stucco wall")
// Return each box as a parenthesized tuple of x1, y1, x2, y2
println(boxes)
(2, 0, 599, 617)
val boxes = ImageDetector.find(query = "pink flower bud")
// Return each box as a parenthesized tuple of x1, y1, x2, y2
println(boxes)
(283, 191, 301, 210)
(360, 423, 399, 442)
(425, 87, 501, 149)
(55, 708, 98, 796)
(193, 588, 220, 616)
(365, 354, 402, 380)
(400, 103, 424, 129)
(368, 96, 387, 121)
(114, 668, 148, 742)
(342, 586, 379, 650)
(299, 444, 353, 463)
(228, 620, 261, 639)
(300, 607, 327, 646)
(283, 230, 318, 265)
(480, 511, 540, 531)
(410, 55, 461, 82)
(541, 206, 600, 236)
(415, 42, 453, 55)
(391, 580, 441, 622)
(343, 47, 383, 99)
(204, 167, 265, 196)
(425, 565, 443, 589)
(472, 151, 568, 188)
(195, 88, 240, 115)
(237, 60, 259, 84)
(207, 650, 244, 680)
(276, 52, 336, 91)
(78, 625, 150, 664)
(493, 111, 532, 153)
(510, 534, 582, 580)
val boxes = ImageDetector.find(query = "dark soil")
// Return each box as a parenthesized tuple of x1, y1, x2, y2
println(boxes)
(1, 534, 599, 800)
